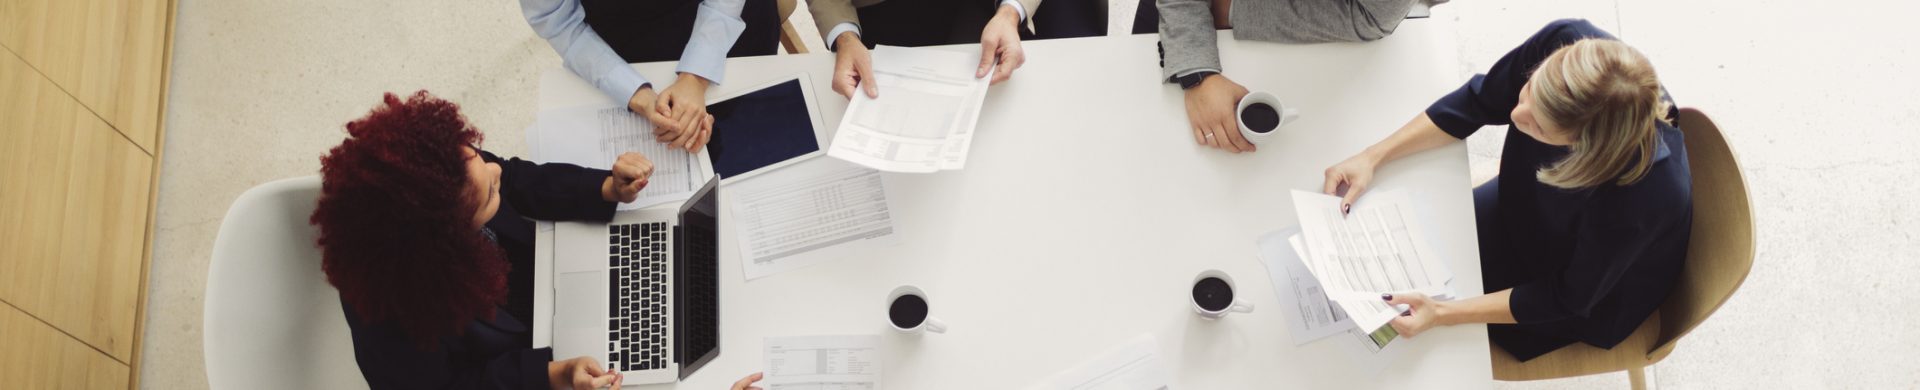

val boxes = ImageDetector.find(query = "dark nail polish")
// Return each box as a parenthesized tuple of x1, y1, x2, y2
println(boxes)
(1342, 204, 1351, 215)
(1381, 293, 1393, 301)
(1401, 310, 1412, 317)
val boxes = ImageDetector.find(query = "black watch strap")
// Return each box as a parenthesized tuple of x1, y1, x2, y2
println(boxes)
(1176, 71, 1217, 90)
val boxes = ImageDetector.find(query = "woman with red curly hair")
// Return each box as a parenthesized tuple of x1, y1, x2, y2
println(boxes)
(311, 91, 663, 389)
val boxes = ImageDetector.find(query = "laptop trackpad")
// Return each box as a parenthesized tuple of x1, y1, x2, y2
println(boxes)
(552, 271, 608, 360)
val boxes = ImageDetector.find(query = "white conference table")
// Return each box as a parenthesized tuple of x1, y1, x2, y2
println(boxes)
(533, 21, 1492, 389)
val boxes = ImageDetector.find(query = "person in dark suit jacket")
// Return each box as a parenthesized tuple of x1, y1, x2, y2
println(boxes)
(311, 91, 767, 389)
(1320, 19, 1691, 361)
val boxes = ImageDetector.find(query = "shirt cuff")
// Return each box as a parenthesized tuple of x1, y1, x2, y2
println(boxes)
(602, 70, 653, 108)
(675, 44, 728, 86)
(998, 0, 1028, 22)
(825, 23, 862, 51)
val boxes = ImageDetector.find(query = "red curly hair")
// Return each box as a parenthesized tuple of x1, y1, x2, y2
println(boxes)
(311, 91, 508, 348)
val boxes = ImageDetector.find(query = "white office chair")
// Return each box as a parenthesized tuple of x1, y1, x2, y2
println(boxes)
(203, 176, 369, 389)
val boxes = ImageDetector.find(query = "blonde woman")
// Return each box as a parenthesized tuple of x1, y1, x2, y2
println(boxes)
(1320, 19, 1690, 361)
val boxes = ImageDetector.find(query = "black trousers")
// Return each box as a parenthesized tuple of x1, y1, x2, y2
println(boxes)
(1474, 177, 1580, 362)
(581, 0, 782, 64)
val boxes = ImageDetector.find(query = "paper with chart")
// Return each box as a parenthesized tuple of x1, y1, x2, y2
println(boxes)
(1026, 334, 1171, 390)
(1256, 228, 1354, 346)
(1289, 189, 1455, 347)
(764, 335, 882, 390)
(529, 104, 708, 210)
(731, 155, 896, 280)
(827, 45, 992, 173)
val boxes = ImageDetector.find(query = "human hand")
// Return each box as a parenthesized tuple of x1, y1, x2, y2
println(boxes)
(628, 86, 676, 134)
(832, 32, 878, 99)
(1322, 149, 1382, 215)
(547, 356, 622, 390)
(1182, 74, 1253, 153)
(601, 152, 654, 203)
(655, 73, 712, 152)
(1384, 292, 1442, 338)
(975, 4, 1025, 85)
(730, 372, 766, 390)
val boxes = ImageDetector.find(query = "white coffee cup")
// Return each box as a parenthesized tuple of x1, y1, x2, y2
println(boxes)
(1235, 91, 1300, 145)
(886, 285, 947, 334)
(1191, 270, 1254, 319)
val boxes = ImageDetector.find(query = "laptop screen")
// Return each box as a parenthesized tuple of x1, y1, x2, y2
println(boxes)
(705, 79, 820, 179)
(674, 176, 721, 379)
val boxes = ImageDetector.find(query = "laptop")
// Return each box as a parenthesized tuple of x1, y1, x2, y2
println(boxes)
(550, 177, 721, 384)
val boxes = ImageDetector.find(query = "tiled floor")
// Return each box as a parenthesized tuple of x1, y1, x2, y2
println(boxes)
(144, 0, 1920, 388)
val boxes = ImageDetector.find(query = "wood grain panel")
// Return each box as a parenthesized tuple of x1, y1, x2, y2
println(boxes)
(3, 0, 170, 153)
(0, 52, 153, 362)
(0, 303, 131, 390)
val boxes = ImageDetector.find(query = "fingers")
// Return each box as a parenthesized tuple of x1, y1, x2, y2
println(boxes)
(992, 47, 1021, 85)
(608, 372, 624, 389)
(1190, 120, 1206, 146)
(1323, 168, 1345, 197)
(589, 372, 617, 389)
(858, 58, 879, 98)
(1390, 317, 1415, 338)
(833, 70, 855, 99)
(1222, 117, 1254, 152)
(1340, 181, 1367, 215)
(976, 40, 999, 79)
(693, 115, 714, 152)
(731, 372, 765, 390)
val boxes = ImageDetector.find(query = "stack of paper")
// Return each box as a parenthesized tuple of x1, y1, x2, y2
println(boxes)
(1282, 189, 1457, 350)
(827, 45, 992, 173)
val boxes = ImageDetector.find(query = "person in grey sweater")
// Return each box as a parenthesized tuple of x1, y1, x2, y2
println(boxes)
(1152, 0, 1443, 153)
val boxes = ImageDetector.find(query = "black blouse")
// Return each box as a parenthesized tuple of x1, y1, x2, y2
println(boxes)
(1424, 19, 1693, 356)
(342, 150, 615, 389)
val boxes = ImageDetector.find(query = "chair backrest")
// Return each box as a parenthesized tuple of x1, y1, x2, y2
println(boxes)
(1649, 108, 1755, 360)
(203, 176, 369, 389)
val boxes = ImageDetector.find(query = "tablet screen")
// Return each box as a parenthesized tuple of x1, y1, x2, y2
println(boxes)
(706, 79, 819, 179)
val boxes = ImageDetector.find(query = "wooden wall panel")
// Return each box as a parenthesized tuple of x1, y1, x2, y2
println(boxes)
(0, 51, 152, 362)
(2, 0, 169, 153)
(0, 304, 131, 390)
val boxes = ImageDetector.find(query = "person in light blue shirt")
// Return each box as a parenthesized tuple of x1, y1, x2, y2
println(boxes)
(522, 0, 779, 153)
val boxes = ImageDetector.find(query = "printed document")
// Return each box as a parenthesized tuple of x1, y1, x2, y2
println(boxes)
(1256, 228, 1354, 346)
(1289, 189, 1455, 348)
(763, 335, 882, 390)
(530, 104, 710, 210)
(730, 155, 896, 280)
(1026, 334, 1171, 390)
(827, 45, 992, 173)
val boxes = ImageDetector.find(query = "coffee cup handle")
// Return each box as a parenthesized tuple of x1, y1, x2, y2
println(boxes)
(1280, 108, 1300, 125)
(924, 317, 948, 333)
(1231, 300, 1255, 314)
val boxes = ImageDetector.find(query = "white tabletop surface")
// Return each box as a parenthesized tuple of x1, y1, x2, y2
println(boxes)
(533, 21, 1493, 389)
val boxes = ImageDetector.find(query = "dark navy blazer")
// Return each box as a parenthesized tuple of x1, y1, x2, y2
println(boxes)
(1425, 19, 1693, 360)
(341, 151, 615, 389)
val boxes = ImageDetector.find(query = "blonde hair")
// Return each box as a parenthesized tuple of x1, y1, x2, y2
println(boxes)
(1527, 38, 1670, 189)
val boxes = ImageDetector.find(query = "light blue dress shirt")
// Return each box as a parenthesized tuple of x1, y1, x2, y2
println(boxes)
(522, 0, 748, 103)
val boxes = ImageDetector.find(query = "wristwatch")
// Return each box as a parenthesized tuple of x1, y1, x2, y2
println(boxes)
(1175, 71, 1218, 90)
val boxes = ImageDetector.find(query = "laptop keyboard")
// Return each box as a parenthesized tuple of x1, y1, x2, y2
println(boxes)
(607, 222, 669, 372)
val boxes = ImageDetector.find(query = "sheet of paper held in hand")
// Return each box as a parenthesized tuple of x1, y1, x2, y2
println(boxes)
(1257, 227, 1356, 346)
(1025, 334, 1172, 390)
(730, 155, 897, 281)
(763, 335, 882, 390)
(530, 104, 710, 210)
(1289, 189, 1456, 349)
(827, 45, 992, 173)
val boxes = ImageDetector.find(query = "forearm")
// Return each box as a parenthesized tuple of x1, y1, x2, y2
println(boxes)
(1434, 289, 1518, 326)
(1358, 112, 1458, 166)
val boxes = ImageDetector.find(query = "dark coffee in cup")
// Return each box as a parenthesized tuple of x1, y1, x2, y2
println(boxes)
(1240, 103, 1281, 134)
(1192, 277, 1234, 312)
(889, 294, 929, 328)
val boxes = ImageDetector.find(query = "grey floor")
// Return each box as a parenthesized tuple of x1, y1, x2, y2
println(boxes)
(145, 0, 1920, 388)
